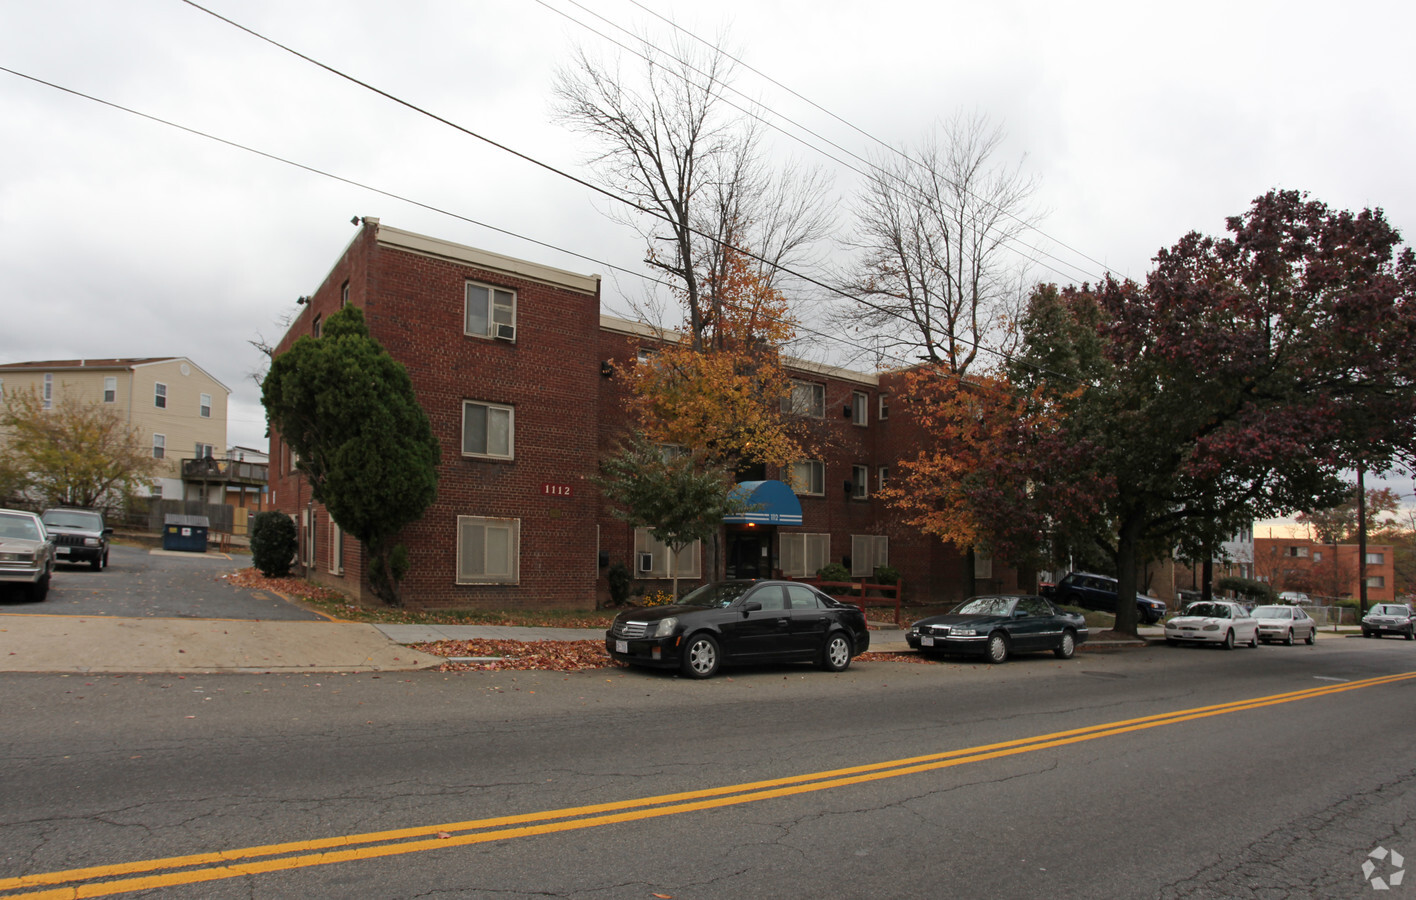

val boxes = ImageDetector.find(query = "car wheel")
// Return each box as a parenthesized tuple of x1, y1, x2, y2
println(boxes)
(1284, 629, 1294, 646)
(819, 633, 852, 672)
(1249, 630, 1259, 648)
(1054, 630, 1076, 660)
(680, 633, 721, 679)
(1166, 637, 1178, 647)
(29, 572, 50, 602)
(1406, 628, 1414, 641)
(1222, 629, 1235, 650)
(984, 631, 1009, 664)
(90, 554, 103, 571)
(1305, 628, 1316, 645)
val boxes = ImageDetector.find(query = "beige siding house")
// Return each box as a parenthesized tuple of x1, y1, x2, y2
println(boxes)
(0, 358, 229, 499)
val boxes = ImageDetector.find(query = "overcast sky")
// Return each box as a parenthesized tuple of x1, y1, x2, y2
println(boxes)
(2, 0, 1413, 518)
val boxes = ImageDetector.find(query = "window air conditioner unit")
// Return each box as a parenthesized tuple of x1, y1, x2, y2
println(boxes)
(495, 323, 516, 341)
(638, 552, 654, 573)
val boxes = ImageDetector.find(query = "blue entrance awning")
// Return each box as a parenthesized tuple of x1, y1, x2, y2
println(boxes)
(723, 480, 803, 525)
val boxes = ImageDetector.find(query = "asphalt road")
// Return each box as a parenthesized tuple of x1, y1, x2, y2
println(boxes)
(2, 632, 1414, 898)
(0, 544, 323, 621)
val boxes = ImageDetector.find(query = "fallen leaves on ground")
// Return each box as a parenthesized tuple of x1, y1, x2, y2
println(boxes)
(411, 639, 624, 672)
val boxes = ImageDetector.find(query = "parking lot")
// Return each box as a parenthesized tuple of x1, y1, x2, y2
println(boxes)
(0, 543, 324, 621)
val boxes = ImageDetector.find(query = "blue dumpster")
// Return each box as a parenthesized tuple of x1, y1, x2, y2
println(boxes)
(163, 514, 210, 552)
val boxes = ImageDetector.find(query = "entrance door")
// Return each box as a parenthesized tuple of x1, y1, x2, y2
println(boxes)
(726, 533, 764, 579)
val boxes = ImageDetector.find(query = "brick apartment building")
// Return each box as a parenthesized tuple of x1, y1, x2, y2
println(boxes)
(1253, 536, 1397, 605)
(267, 219, 1012, 610)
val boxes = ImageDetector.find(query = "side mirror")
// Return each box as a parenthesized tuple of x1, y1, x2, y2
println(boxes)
(740, 601, 763, 615)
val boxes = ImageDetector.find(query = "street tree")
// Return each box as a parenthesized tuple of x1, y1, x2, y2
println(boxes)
(553, 33, 832, 349)
(1297, 485, 1401, 544)
(261, 306, 440, 606)
(596, 433, 744, 598)
(840, 112, 1038, 372)
(0, 388, 159, 510)
(1006, 191, 1416, 634)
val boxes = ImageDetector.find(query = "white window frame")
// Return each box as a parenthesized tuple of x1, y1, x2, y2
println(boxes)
(43, 373, 52, 409)
(851, 465, 869, 499)
(103, 376, 117, 404)
(195, 442, 215, 460)
(633, 528, 702, 579)
(850, 535, 889, 578)
(461, 401, 514, 459)
(199, 392, 213, 418)
(1366, 552, 1385, 565)
(154, 382, 167, 409)
(457, 516, 521, 584)
(1367, 575, 1386, 588)
(852, 390, 868, 426)
(878, 466, 889, 492)
(152, 434, 166, 459)
(782, 380, 825, 418)
(878, 394, 889, 420)
(789, 460, 825, 496)
(781, 532, 831, 578)
(328, 519, 344, 575)
(464, 281, 517, 339)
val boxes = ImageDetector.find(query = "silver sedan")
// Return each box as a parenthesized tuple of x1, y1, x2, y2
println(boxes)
(1251, 605, 1317, 645)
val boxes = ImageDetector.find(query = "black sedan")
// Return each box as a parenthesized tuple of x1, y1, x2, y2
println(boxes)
(605, 580, 871, 679)
(905, 594, 1089, 663)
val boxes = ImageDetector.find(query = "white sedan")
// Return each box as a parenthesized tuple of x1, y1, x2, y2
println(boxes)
(1164, 601, 1258, 649)
(1251, 605, 1317, 645)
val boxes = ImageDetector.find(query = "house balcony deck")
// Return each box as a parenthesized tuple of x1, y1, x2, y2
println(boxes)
(181, 458, 269, 487)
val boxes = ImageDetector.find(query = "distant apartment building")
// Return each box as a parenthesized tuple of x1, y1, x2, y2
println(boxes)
(267, 218, 1006, 610)
(0, 357, 230, 501)
(1253, 536, 1396, 604)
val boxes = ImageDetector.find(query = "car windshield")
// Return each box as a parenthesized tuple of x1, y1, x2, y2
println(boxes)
(41, 511, 101, 529)
(0, 513, 41, 541)
(1251, 607, 1292, 619)
(952, 596, 1017, 616)
(674, 581, 754, 609)
(1372, 605, 1409, 616)
(1186, 603, 1230, 619)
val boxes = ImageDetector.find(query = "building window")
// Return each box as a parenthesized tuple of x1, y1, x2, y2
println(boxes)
(782, 380, 825, 418)
(341, 281, 350, 307)
(103, 376, 117, 403)
(851, 535, 889, 578)
(878, 394, 889, 420)
(329, 520, 344, 575)
(634, 528, 701, 579)
(312, 314, 322, 338)
(153, 434, 166, 459)
(43, 373, 52, 409)
(154, 382, 167, 409)
(878, 466, 889, 491)
(200, 393, 212, 418)
(465, 281, 516, 340)
(0, 378, 4, 400)
(975, 553, 994, 579)
(1367, 575, 1386, 588)
(461, 401, 514, 459)
(195, 443, 215, 459)
(457, 516, 520, 584)
(789, 460, 825, 496)
(1287, 546, 1308, 558)
(852, 391, 868, 426)
(851, 465, 869, 499)
(1366, 552, 1385, 565)
(1312, 551, 1323, 562)
(781, 532, 830, 578)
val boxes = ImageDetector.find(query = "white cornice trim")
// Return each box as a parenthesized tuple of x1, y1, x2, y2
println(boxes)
(378, 225, 600, 295)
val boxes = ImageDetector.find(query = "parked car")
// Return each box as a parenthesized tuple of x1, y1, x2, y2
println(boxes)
(1045, 572, 1166, 624)
(605, 580, 871, 679)
(39, 507, 112, 571)
(0, 508, 56, 601)
(1251, 604, 1317, 645)
(1164, 601, 1259, 649)
(1361, 604, 1416, 640)
(1278, 591, 1311, 605)
(906, 594, 1089, 663)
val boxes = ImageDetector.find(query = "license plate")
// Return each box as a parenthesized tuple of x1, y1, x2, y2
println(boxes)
(615, 640, 627, 653)
(921, 636, 934, 647)
(55, 547, 69, 556)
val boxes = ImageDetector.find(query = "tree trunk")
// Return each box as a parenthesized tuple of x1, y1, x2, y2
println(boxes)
(1112, 512, 1144, 635)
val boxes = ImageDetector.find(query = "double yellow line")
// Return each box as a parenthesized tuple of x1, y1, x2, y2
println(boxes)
(5, 671, 1413, 899)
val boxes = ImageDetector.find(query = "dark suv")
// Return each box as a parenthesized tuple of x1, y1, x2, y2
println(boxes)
(1046, 572, 1167, 624)
(39, 508, 111, 571)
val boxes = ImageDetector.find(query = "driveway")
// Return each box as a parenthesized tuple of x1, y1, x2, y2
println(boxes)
(0, 543, 326, 621)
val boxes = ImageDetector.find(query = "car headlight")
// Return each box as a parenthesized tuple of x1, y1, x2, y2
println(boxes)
(653, 617, 678, 638)
(1202, 624, 1220, 631)
(952, 628, 976, 636)
(0, 551, 35, 563)
(84, 537, 100, 547)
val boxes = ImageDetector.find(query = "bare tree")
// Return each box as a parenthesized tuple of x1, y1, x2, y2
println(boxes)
(553, 33, 832, 349)
(840, 112, 1039, 373)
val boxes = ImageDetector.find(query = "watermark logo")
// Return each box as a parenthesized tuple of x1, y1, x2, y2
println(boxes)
(1363, 846, 1405, 891)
